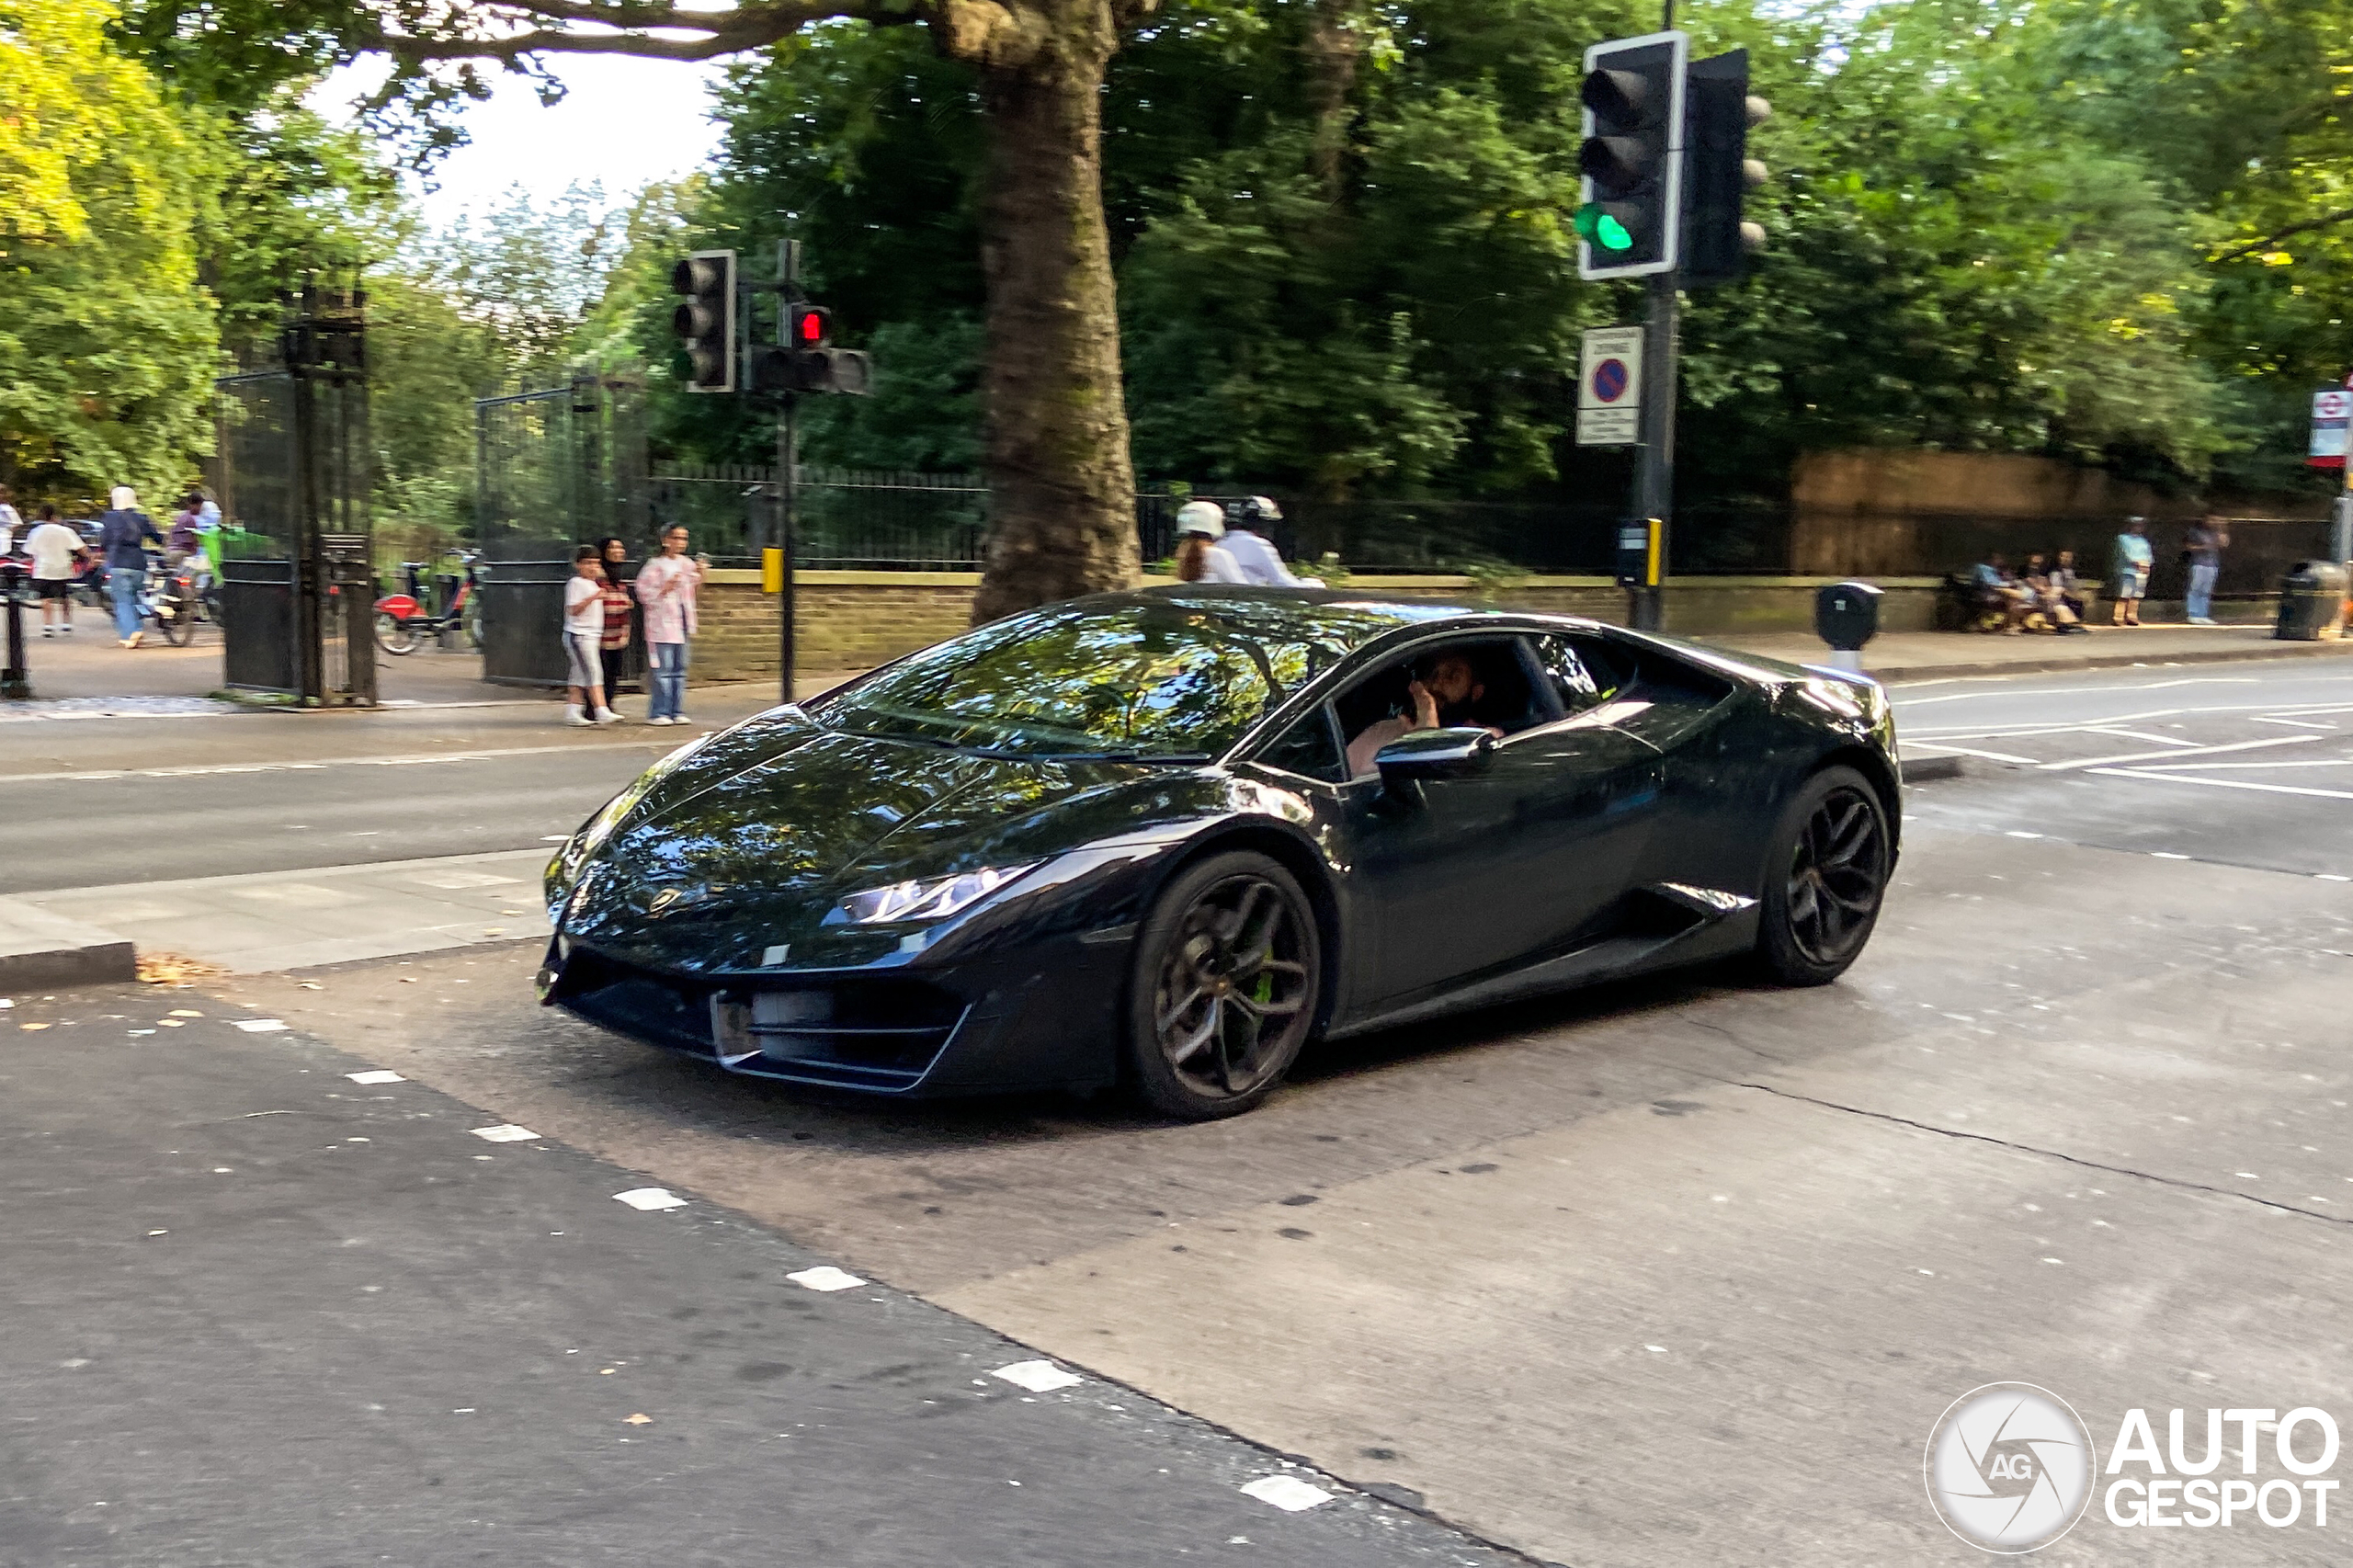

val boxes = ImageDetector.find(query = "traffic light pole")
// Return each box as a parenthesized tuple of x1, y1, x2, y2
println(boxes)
(1631, 269, 1679, 631)
(777, 394, 798, 703)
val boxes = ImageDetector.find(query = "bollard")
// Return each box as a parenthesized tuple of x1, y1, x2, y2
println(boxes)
(1, 562, 29, 699)
(1814, 580, 1881, 675)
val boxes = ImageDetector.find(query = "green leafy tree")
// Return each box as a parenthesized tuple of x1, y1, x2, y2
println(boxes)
(0, 0, 218, 504)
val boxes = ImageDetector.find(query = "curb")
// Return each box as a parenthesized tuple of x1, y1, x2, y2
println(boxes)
(1900, 756, 1967, 783)
(0, 906, 137, 990)
(1861, 637, 2353, 686)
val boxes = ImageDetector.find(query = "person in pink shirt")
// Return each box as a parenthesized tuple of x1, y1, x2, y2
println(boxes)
(634, 524, 704, 724)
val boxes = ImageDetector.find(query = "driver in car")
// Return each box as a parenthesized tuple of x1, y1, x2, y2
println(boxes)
(1346, 651, 1501, 777)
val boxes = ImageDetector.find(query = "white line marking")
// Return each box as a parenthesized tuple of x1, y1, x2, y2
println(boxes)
(1897, 743, 2041, 765)
(1241, 1476, 1334, 1512)
(991, 1360, 1083, 1392)
(613, 1187, 688, 1211)
(2041, 736, 2318, 771)
(2251, 717, 2339, 730)
(2128, 756, 2353, 772)
(2088, 768, 2353, 801)
(2081, 727, 2201, 746)
(0, 739, 685, 789)
(786, 1266, 865, 1292)
(232, 1017, 289, 1032)
(470, 1124, 540, 1142)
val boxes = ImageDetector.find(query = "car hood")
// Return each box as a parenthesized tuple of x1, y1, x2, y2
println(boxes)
(558, 721, 1213, 972)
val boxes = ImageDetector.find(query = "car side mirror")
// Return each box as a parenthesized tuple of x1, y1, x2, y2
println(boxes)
(1373, 727, 1495, 786)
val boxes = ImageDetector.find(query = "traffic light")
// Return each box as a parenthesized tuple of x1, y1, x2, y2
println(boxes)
(789, 305, 831, 347)
(1681, 51, 1772, 287)
(748, 301, 872, 396)
(669, 249, 737, 392)
(1576, 30, 1688, 279)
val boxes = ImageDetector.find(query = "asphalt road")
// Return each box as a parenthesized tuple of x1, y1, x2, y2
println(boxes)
(1893, 657, 2353, 878)
(9, 653, 2353, 1562)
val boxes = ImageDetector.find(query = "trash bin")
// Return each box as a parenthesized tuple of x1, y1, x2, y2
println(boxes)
(2274, 560, 2349, 642)
(1814, 580, 1882, 671)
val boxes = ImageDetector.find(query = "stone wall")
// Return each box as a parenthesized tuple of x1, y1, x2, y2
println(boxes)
(690, 571, 1960, 682)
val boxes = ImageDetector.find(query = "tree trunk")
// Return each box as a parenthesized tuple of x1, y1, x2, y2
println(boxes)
(968, 6, 1141, 623)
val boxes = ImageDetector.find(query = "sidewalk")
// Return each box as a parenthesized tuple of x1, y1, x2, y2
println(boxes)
(1703, 620, 2352, 683)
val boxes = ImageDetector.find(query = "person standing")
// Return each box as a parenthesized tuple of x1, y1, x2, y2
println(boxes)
(635, 524, 703, 725)
(594, 537, 635, 719)
(0, 484, 19, 555)
(562, 545, 621, 726)
(1218, 496, 1323, 587)
(2109, 517, 2154, 626)
(97, 486, 163, 647)
(25, 505, 80, 636)
(2183, 513, 2228, 625)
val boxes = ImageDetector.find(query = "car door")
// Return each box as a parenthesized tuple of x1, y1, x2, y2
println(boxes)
(1336, 634, 1665, 1007)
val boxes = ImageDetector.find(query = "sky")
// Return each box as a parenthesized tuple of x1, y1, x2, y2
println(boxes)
(314, 54, 728, 228)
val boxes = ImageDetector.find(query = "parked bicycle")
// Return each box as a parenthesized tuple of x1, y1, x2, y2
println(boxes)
(373, 551, 482, 655)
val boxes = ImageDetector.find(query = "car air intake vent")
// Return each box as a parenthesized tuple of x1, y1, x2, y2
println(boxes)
(712, 981, 966, 1091)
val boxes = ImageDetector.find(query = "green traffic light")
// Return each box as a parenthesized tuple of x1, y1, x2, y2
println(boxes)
(1574, 202, 1636, 253)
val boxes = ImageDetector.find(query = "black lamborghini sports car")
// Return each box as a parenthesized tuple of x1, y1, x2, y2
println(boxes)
(540, 588, 1901, 1119)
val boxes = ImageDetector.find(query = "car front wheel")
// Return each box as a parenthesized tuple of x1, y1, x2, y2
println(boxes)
(1126, 850, 1321, 1120)
(1755, 765, 1892, 986)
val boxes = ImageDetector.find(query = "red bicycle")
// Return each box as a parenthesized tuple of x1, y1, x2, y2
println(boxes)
(374, 551, 482, 655)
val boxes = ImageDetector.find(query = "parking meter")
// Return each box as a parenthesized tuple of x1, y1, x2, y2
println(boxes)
(1814, 580, 1881, 673)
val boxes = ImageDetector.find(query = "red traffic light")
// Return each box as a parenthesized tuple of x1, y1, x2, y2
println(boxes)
(790, 306, 831, 347)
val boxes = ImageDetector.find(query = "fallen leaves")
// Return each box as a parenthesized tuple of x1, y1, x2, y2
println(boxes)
(138, 953, 224, 983)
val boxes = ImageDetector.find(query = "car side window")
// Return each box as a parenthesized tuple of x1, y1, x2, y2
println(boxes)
(1532, 633, 1631, 716)
(1256, 704, 1347, 784)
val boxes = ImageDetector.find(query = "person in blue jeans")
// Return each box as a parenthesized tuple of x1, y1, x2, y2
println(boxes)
(2183, 515, 2228, 625)
(97, 486, 163, 647)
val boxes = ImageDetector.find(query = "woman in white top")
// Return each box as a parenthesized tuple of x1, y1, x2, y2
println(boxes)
(1173, 500, 1249, 584)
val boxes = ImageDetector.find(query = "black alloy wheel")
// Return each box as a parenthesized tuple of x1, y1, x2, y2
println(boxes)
(1756, 765, 1892, 985)
(1128, 850, 1321, 1120)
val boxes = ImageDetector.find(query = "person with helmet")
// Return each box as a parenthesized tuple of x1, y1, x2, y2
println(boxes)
(1173, 500, 1250, 583)
(1220, 495, 1322, 588)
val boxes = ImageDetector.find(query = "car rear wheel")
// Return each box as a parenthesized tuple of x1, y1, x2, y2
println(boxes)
(1127, 851, 1320, 1120)
(1755, 766, 1891, 986)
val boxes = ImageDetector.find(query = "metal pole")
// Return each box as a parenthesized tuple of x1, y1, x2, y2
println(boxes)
(779, 394, 797, 703)
(1631, 270, 1679, 631)
(2, 568, 28, 699)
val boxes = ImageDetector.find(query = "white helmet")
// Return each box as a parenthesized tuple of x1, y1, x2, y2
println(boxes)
(1175, 500, 1225, 538)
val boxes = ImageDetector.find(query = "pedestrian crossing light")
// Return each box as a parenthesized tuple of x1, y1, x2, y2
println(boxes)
(669, 249, 737, 392)
(1577, 30, 1688, 279)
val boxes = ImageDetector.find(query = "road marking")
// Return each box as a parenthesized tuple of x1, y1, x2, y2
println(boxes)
(2087, 767, 2353, 801)
(2128, 756, 2353, 772)
(2252, 716, 2340, 730)
(1903, 701, 2353, 738)
(0, 737, 696, 789)
(2040, 735, 2318, 771)
(2081, 727, 2200, 746)
(1893, 676, 2274, 704)
(1897, 742, 2041, 765)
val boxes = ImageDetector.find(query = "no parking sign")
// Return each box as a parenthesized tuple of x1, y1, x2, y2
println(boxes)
(2311, 386, 2349, 467)
(1578, 326, 1643, 446)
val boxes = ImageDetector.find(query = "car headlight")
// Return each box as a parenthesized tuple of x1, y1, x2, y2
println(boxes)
(828, 863, 1040, 926)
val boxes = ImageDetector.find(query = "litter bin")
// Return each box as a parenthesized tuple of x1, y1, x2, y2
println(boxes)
(2274, 560, 2349, 642)
(1815, 580, 1882, 671)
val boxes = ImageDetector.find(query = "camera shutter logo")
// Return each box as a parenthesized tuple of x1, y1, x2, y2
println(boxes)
(1924, 1383, 2096, 1552)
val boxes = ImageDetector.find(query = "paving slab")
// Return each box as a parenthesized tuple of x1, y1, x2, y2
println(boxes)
(0, 902, 136, 988)
(17, 848, 553, 972)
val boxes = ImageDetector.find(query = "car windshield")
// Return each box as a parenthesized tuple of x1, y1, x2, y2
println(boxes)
(809, 597, 1370, 759)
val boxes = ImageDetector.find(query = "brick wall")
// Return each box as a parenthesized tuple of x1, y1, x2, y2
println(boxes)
(687, 570, 1958, 683)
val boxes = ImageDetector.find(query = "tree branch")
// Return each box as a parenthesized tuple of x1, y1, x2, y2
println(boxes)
(361, 0, 919, 71)
(2211, 204, 2353, 264)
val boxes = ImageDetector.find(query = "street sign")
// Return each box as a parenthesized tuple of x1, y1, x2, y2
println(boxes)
(1578, 326, 1643, 446)
(2312, 388, 2347, 468)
